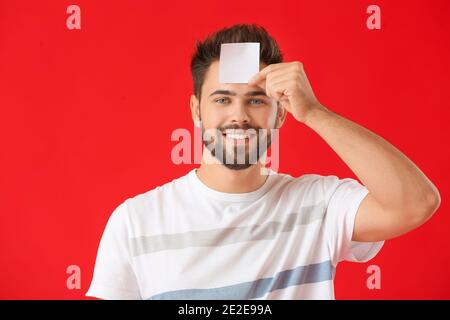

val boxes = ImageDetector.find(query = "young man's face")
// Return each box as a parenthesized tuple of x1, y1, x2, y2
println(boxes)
(191, 60, 286, 170)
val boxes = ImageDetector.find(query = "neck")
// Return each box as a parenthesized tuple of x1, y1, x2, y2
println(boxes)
(196, 148, 269, 193)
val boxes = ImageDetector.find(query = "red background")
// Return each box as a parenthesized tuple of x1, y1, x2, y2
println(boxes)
(1, 0, 449, 299)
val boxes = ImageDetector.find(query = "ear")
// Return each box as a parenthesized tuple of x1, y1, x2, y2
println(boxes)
(275, 102, 287, 129)
(190, 94, 201, 128)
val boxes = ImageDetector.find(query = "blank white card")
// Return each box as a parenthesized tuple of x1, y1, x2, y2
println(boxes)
(219, 42, 260, 83)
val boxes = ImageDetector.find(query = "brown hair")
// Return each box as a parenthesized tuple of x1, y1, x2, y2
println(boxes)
(190, 24, 283, 101)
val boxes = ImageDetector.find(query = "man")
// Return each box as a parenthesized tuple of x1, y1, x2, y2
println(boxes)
(86, 24, 440, 300)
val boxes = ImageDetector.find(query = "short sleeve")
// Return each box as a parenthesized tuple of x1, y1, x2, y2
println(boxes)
(322, 175, 384, 266)
(86, 200, 141, 300)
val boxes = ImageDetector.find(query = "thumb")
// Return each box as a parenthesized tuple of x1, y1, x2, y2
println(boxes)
(248, 77, 266, 92)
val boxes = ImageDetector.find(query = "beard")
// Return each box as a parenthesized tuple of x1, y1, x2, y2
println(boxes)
(201, 122, 276, 171)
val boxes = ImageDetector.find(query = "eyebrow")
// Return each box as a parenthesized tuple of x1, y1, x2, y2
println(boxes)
(208, 90, 268, 98)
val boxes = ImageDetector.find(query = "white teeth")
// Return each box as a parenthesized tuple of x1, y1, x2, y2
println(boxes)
(226, 134, 247, 140)
(224, 129, 255, 140)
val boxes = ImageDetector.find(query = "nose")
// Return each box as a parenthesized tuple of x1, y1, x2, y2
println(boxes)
(229, 100, 250, 125)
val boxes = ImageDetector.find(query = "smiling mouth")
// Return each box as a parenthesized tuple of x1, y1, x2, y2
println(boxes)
(222, 130, 256, 143)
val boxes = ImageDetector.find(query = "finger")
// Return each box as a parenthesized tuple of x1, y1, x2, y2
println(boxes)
(248, 63, 285, 86)
(253, 68, 302, 95)
(266, 79, 288, 101)
(261, 61, 303, 82)
(267, 73, 297, 87)
(251, 78, 266, 92)
(270, 81, 288, 101)
(256, 70, 287, 92)
(250, 61, 302, 84)
(266, 74, 299, 101)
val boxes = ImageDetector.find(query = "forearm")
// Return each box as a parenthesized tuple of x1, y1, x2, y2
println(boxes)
(304, 105, 440, 215)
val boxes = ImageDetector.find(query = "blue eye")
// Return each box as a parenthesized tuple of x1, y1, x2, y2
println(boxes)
(250, 99, 264, 105)
(215, 98, 229, 104)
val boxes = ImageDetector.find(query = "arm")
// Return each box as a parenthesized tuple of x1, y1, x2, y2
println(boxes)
(304, 106, 440, 242)
(249, 61, 441, 242)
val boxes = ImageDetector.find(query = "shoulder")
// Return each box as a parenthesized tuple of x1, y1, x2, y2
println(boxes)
(270, 170, 337, 195)
(270, 171, 364, 204)
(109, 171, 192, 224)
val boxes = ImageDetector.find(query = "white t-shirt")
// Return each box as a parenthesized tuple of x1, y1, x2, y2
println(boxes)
(86, 168, 384, 300)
